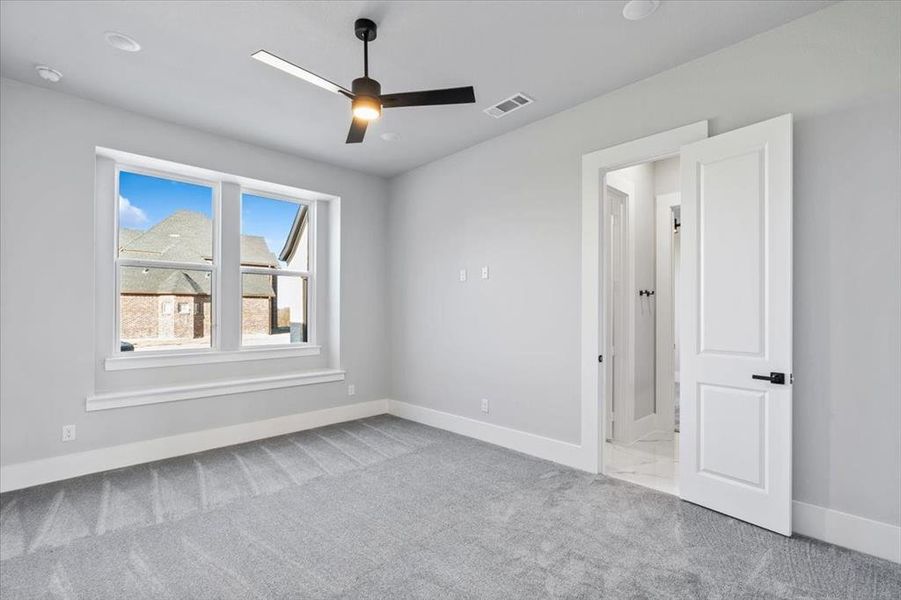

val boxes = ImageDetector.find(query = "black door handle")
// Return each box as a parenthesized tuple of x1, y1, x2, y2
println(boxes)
(752, 372, 785, 384)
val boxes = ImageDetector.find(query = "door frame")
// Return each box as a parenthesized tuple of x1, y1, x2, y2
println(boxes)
(655, 192, 681, 434)
(580, 121, 708, 473)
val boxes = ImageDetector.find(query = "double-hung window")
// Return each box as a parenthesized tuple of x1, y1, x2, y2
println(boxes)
(111, 160, 317, 359)
(240, 192, 313, 347)
(116, 168, 217, 352)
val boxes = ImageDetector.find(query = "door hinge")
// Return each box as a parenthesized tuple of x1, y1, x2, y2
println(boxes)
(790, 373, 794, 384)
(598, 354, 603, 363)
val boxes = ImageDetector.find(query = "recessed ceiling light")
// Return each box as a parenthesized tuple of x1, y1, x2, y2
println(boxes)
(380, 132, 400, 142)
(35, 65, 62, 83)
(104, 31, 141, 52)
(622, 0, 660, 21)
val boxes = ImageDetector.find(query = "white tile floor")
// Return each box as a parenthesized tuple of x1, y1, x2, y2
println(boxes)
(603, 430, 679, 496)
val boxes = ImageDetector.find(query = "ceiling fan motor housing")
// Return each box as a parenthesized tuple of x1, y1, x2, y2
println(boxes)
(352, 76, 381, 100)
(351, 77, 382, 119)
(352, 77, 382, 113)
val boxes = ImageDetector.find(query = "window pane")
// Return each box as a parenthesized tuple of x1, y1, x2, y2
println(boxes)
(242, 273, 307, 346)
(241, 194, 307, 271)
(120, 266, 213, 351)
(118, 171, 214, 264)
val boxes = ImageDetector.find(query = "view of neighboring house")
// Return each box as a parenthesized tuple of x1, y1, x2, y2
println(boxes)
(119, 208, 308, 349)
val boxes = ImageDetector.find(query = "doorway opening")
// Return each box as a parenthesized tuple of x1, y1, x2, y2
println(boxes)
(603, 156, 681, 496)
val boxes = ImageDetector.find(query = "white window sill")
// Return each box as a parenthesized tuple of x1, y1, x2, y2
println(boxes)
(104, 345, 322, 371)
(87, 368, 345, 411)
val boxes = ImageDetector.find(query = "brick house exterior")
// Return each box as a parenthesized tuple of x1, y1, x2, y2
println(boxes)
(120, 294, 212, 340)
(119, 210, 295, 348)
(241, 297, 271, 334)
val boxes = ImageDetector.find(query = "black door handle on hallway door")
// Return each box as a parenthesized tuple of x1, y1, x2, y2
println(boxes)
(752, 372, 785, 384)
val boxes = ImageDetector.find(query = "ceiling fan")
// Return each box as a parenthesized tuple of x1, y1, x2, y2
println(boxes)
(252, 18, 476, 144)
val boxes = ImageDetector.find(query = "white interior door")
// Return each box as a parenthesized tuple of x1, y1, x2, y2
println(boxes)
(679, 114, 793, 535)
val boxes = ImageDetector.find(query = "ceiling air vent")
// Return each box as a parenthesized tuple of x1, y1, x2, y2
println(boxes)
(483, 93, 533, 119)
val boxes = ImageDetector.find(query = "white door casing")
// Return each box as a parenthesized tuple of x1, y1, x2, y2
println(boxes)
(679, 114, 793, 535)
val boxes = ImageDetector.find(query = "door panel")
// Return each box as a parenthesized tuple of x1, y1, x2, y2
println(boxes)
(679, 114, 793, 535)
(697, 384, 765, 487)
(699, 149, 765, 356)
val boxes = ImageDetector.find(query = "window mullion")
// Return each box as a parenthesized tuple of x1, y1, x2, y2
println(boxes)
(218, 182, 242, 351)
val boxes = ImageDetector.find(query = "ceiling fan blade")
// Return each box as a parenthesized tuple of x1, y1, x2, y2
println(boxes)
(346, 117, 368, 144)
(252, 50, 353, 98)
(381, 86, 475, 108)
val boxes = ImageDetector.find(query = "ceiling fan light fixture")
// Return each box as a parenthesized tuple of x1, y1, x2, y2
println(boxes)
(352, 96, 381, 121)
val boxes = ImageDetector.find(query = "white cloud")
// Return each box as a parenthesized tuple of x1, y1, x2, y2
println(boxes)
(119, 195, 148, 228)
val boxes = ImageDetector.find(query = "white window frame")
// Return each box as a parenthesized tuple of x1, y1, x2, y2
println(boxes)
(100, 149, 330, 370)
(113, 163, 221, 357)
(239, 188, 317, 350)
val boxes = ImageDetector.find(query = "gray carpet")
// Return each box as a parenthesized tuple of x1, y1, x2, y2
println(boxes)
(1, 415, 898, 599)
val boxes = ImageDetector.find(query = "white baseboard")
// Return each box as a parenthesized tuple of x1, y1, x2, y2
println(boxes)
(387, 399, 589, 471)
(0, 399, 388, 493)
(4, 396, 896, 564)
(792, 500, 900, 563)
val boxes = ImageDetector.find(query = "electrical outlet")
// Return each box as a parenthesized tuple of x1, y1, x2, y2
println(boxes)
(480, 398, 489, 414)
(62, 424, 76, 442)
(347, 384, 356, 396)
(481, 266, 489, 279)
(459, 268, 467, 282)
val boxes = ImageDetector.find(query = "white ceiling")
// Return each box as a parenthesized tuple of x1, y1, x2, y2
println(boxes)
(0, 1, 833, 177)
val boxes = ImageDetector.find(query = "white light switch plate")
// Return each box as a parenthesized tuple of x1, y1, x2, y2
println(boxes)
(480, 398, 489, 413)
(459, 269, 467, 282)
(481, 266, 489, 279)
(347, 384, 356, 396)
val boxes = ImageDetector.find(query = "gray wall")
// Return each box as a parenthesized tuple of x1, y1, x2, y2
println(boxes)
(653, 157, 680, 197)
(388, 1, 901, 526)
(0, 78, 390, 465)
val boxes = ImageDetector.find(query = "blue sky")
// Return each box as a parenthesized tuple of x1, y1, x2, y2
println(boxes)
(241, 194, 300, 262)
(119, 171, 299, 259)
